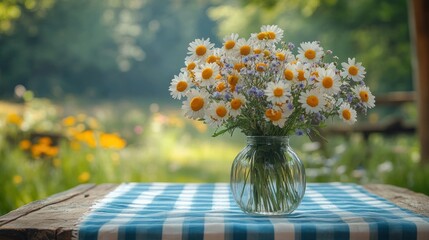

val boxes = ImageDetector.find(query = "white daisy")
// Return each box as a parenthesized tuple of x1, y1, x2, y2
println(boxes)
(295, 62, 310, 83)
(297, 41, 324, 63)
(194, 62, 220, 87)
(236, 38, 253, 57)
(341, 58, 366, 82)
(283, 63, 298, 82)
(182, 89, 209, 120)
(316, 68, 340, 94)
(187, 38, 214, 61)
(354, 85, 375, 108)
(229, 93, 246, 117)
(223, 33, 239, 56)
(205, 101, 230, 127)
(264, 108, 287, 128)
(255, 25, 284, 43)
(169, 72, 191, 100)
(275, 49, 294, 63)
(205, 48, 223, 64)
(264, 81, 290, 104)
(338, 103, 357, 125)
(298, 89, 326, 114)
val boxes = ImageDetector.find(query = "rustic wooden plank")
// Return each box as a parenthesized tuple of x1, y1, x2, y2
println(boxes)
(0, 184, 118, 240)
(364, 184, 429, 217)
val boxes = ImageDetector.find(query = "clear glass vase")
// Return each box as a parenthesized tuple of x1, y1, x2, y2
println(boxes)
(230, 136, 306, 215)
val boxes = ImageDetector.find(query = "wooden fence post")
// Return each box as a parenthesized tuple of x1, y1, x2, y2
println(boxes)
(408, 0, 429, 164)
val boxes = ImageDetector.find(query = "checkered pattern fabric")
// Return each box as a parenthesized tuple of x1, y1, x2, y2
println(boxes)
(77, 183, 429, 240)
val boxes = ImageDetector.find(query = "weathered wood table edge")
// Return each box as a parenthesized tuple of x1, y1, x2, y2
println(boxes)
(0, 183, 428, 240)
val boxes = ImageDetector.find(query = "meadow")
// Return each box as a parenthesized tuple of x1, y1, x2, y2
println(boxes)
(1, 92, 428, 215)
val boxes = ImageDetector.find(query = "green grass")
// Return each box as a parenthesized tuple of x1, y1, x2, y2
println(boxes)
(0, 96, 428, 215)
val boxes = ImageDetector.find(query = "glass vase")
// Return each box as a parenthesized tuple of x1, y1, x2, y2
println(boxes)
(230, 136, 306, 215)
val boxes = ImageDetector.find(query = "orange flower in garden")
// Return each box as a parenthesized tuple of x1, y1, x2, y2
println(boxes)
(100, 133, 126, 149)
(19, 140, 32, 150)
(13, 175, 23, 185)
(78, 171, 90, 183)
(30, 137, 60, 158)
(6, 113, 23, 126)
(74, 130, 97, 148)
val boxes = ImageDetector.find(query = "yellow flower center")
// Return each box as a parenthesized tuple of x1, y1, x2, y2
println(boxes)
(202, 68, 213, 80)
(190, 97, 204, 111)
(240, 45, 251, 56)
(216, 82, 226, 92)
(359, 91, 369, 102)
(265, 109, 282, 121)
(284, 69, 294, 81)
(256, 62, 267, 72)
(342, 109, 351, 120)
(273, 87, 283, 97)
(216, 106, 227, 118)
(224, 40, 235, 50)
(348, 65, 359, 76)
(206, 55, 218, 63)
(276, 52, 286, 61)
(267, 31, 276, 40)
(228, 74, 239, 85)
(304, 49, 316, 60)
(234, 62, 245, 71)
(176, 81, 188, 92)
(263, 50, 271, 57)
(322, 76, 333, 88)
(306, 95, 319, 107)
(257, 32, 267, 40)
(187, 62, 196, 71)
(195, 45, 207, 56)
(297, 70, 306, 81)
(230, 98, 242, 110)
(253, 49, 262, 54)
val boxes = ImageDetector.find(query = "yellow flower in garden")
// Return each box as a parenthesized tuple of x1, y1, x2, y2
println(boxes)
(6, 113, 23, 126)
(13, 175, 23, 185)
(39, 137, 52, 146)
(100, 133, 126, 149)
(78, 171, 90, 183)
(62, 116, 76, 127)
(19, 139, 32, 150)
(74, 130, 97, 148)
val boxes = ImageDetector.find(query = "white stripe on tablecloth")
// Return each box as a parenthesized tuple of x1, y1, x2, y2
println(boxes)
(307, 187, 370, 240)
(337, 185, 429, 240)
(204, 183, 230, 240)
(97, 183, 167, 240)
(269, 218, 295, 240)
(161, 184, 198, 240)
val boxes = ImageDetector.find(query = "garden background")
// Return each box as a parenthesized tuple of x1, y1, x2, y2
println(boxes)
(1, 0, 427, 215)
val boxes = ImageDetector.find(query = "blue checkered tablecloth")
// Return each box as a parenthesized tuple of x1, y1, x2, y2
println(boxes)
(76, 183, 429, 240)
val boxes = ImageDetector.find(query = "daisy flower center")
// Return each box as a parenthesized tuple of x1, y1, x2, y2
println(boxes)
(216, 82, 226, 92)
(322, 76, 333, 88)
(234, 62, 245, 71)
(176, 81, 188, 92)
(215, 106, 227, 118)
(224, 40, 235, 50)
(240, 45, 251, 56)
(265, 109, 281, 121)
(276, 53, 286, 61)
(257, 32, 267, 40)
(284, 69, 294, 81)
(348, 66, 359, 76)
(230, 99, 242, 110)
(187, 62, 196, 71)
(359, 91, 369, 102)
(306, 95, 319, 107)
(190, 97, 204, 111)
(254, 49, 262, 54)
(298, 70, 306, 81)
(195, 45, 207, 56)
(273, 87, 284, 97)
(206, 55, 218, 63)
(304, 49, 316, 60)
(267, 31, 276, 40)
(256, 63, 267, 72)
(228, 75, 239, 85)
(202, 68, 213, 80)
(342, 109, 351, 120)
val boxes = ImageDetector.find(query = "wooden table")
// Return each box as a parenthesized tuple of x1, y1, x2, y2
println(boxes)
(0, 184, 428, 240)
